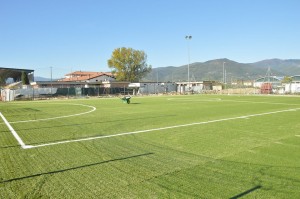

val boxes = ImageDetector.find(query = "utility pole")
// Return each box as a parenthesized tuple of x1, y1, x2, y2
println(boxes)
(185, 35, 192, 91)
(223, 62, 226, 83)
(50, 66, 53, 96)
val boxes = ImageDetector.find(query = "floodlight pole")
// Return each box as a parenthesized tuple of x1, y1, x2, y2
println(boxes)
(185, 35, 192, 91)
(50, 66, 53, 96)
(223, 62, 225, 83)
(156, 69, 159, 94)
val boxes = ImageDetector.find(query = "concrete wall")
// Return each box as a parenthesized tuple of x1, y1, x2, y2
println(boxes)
(88, 75, 115, 83)
(285, 82, 300, 93)
(137, 83, 177, 94)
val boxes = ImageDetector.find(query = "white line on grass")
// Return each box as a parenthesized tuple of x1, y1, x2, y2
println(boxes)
(295, 135, 300, 137)
(221, 99, 300, 106)
(167, 98, 222, 102)
(24, 107, 300, 149)
(168, 97, 300, 106)
(10, 104, 96, 124)
(0, 112, 28, 149)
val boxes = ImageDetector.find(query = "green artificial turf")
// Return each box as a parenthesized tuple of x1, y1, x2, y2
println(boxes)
(0, 95, 299, 198)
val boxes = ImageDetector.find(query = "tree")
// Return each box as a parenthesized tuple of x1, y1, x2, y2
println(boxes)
(21, 71, 30, 85)
(107, 47, 152, 82)
(281, 76, 292, 84)
(0, 76, 6, 87)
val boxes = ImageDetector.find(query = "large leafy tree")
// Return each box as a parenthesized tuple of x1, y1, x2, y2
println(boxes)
(107, 47, 152, 82)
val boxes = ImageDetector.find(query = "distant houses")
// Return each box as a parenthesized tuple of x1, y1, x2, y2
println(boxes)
(31, 71, 130, 97)
(252, 75, 300, 94)
(2, 67, 300, 101)
(32, 71, 128, 89)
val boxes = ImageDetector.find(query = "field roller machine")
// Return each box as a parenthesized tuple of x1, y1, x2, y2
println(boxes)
(121, 96, 131, 104)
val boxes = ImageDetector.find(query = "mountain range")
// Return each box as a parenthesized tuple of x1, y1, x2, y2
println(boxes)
(34, 59, 300, 83)
(143, 58, 300, 82)
(34, 76, 59, 81)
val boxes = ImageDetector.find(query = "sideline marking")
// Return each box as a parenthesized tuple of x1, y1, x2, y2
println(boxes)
(0, 112, 28, 149)
(222, 99, 300, 106)
(10, 104, 96, 124)
(24, 107, 300, 149)
(168, 97, 300, 106)
(295, 135, 300, 137)
(167, 98, 222, 102)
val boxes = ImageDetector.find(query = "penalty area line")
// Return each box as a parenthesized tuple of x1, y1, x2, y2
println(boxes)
(24, 107, 300, 149)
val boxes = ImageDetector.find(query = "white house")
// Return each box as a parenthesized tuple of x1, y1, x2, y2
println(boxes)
(60, 71, 116, 83)
(285, 75, 300, 93)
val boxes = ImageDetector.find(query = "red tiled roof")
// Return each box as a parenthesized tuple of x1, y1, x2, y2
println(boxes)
(60, 71, 115, 82)
(65, 71, 113, 76)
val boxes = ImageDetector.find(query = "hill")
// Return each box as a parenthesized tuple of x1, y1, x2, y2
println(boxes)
(143, 58, 300, 82)
(251, 59, 300, 75)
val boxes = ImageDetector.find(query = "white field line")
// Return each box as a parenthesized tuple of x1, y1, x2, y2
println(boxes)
(220, 100, 300, 106)
(168, 98, 300, 106)
(23, 107, 300, 149)
(0, 112, 27, 149)
(167, 98, 222, 101)
(295, 135, 300, 137)
(10, 104, 96, 124)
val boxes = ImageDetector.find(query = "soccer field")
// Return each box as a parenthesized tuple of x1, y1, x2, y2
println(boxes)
(1, 95, 300, 198)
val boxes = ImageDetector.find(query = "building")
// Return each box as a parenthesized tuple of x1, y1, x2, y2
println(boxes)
(284, 75, 300, 93)
(59, 71, 116, 83)
(231, 80, 253, 87)
(254, 76, 283, 89)
(0, 67, 34, 86)
(176, 81, 220, 94)
(128, 82, 177, 95)
(1, 67, 35, 101)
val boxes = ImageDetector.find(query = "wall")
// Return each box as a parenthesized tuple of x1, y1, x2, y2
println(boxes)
(138, 83, 176, 94)
(88, 75, 115, 83)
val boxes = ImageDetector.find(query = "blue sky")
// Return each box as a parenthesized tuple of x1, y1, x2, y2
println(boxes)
(1, 0, 299, 78)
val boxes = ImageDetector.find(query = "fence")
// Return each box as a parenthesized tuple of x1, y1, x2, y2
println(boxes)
(1, 87, 134, 101)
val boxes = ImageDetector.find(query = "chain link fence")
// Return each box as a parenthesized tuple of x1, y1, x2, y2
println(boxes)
(1, 87, 134, 101)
